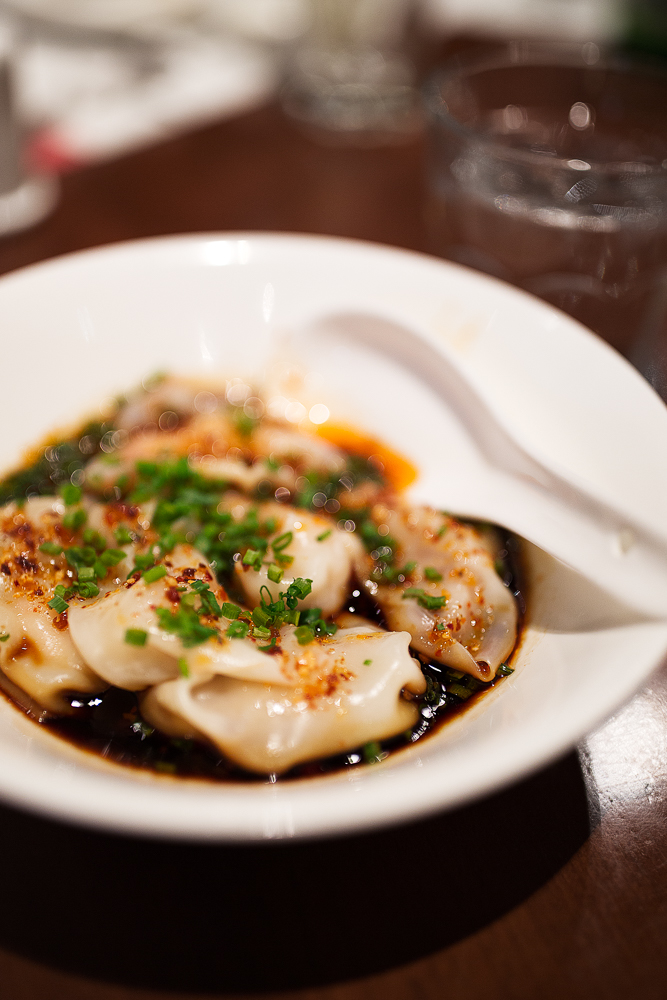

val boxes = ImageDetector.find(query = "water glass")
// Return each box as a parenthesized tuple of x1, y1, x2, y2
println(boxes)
(283, 0, 419, 142)
(425, 44, 667, 392)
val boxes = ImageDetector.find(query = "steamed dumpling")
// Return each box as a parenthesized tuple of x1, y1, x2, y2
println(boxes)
(356, 503, 518, 681)
(0, 498, 105, 712)
(233, 502, 363, 618)
(141, 624, 426, 773)
(68, 544, 228, 690)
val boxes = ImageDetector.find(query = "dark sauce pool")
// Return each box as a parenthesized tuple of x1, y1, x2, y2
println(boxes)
(34, 533, 526, 784)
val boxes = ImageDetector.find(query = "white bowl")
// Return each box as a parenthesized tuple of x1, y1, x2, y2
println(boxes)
(1, 232, 666, 841)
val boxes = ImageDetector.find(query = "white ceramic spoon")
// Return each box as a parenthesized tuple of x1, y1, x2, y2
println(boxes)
(303, 313, 667, 621)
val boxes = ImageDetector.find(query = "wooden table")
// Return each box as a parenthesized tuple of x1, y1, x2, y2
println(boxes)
(0, 100, 666, 1000)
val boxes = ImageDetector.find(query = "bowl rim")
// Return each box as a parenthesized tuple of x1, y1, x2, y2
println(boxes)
(0, 230, 666, 842)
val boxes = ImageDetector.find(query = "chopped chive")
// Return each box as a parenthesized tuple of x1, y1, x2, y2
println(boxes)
(316, 530, 331, 542)
(48, 595, 69, 613)
(82, 528, 106, 553)
(114, 524, 133, 545)
(100, 548, 126, 567)
(294, 625, 315, 646)
(251, 626, 272, 639)
(226, 620, 249, 639)
(134, 552, 155, 571)
(125, 628, 148, 646)
(252, 607, 271, 627)
(222, 602, 241, 620)
(62, 508, 87, 531)
(272, 531, 293, 553)
(39, 542, 63, 555)
(267, 563, 283, 584)
(60, 483, 83, 506)
(143, 564, 167, 584)
(448, 683, 473, 700)
(424, 566, 443, 581)
(177, 657, 190, 678)
(242, 548, 263, 569)
(402, 587, 447, 611)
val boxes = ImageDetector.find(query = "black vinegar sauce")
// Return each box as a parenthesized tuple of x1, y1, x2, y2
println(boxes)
(40, 537, 525, 784)
(0, 417, 526, 785)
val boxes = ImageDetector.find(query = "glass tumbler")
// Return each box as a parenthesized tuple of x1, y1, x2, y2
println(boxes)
(425, 44, 667, 393)
(283, 0, 419, 143)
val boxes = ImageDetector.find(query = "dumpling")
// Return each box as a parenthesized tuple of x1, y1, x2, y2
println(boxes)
(232, 502, 363, 617)
(355, 503, 518, 681)
(67, 543, 228, 690)
(0, 498, 105, 712)
(141, 624, 426, 773)
(250, 424, 346, 474)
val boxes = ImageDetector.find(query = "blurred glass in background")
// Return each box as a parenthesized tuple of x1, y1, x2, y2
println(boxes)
(282, 0, 421, 143)
(0, 11, 57, 234)
(425, 43, 667, 394)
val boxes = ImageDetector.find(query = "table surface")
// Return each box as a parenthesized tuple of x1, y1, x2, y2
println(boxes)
(0, 96, 666, 1000)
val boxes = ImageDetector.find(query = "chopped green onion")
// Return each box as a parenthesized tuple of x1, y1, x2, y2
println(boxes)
(363, 659, 372, 665)
(177, 657, 190, 677)
(252, 606, 271, 627)
(143, 564, 167, 584)
(294, 625, 315, 646)
(48, 595, 69, 613)
(0, 632, 9, 642)
(316, 530, 331, 542)
(272, 531, 293, 553)
(402, 587, 447, 611)
(251, 625, 272, 639)
(134, 552, 155, 571)
(242, 548, 263, 569)
(197, 587, 222, 618)
(77, 582, 100, 599)
(39, 542, 63, 555)
(424, 566, 443, 581)
(226, 620, 249, 639)
(496, 663, 514, 677)
(78, 566, 96, 581)
(155, 605, 217, 648)
(291, 578, 313, 600)
(82, 528, 106, 553)
(448, 683, 474, 700)
(62, 508, 87, 531)
(100, 548, 126, 567)
(114, 524, 133, 544)
(125, 628, 148, 647)
(60, 483, 83, 506)
(267, 563, 283, 584)
(222, 602, 241, 620)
